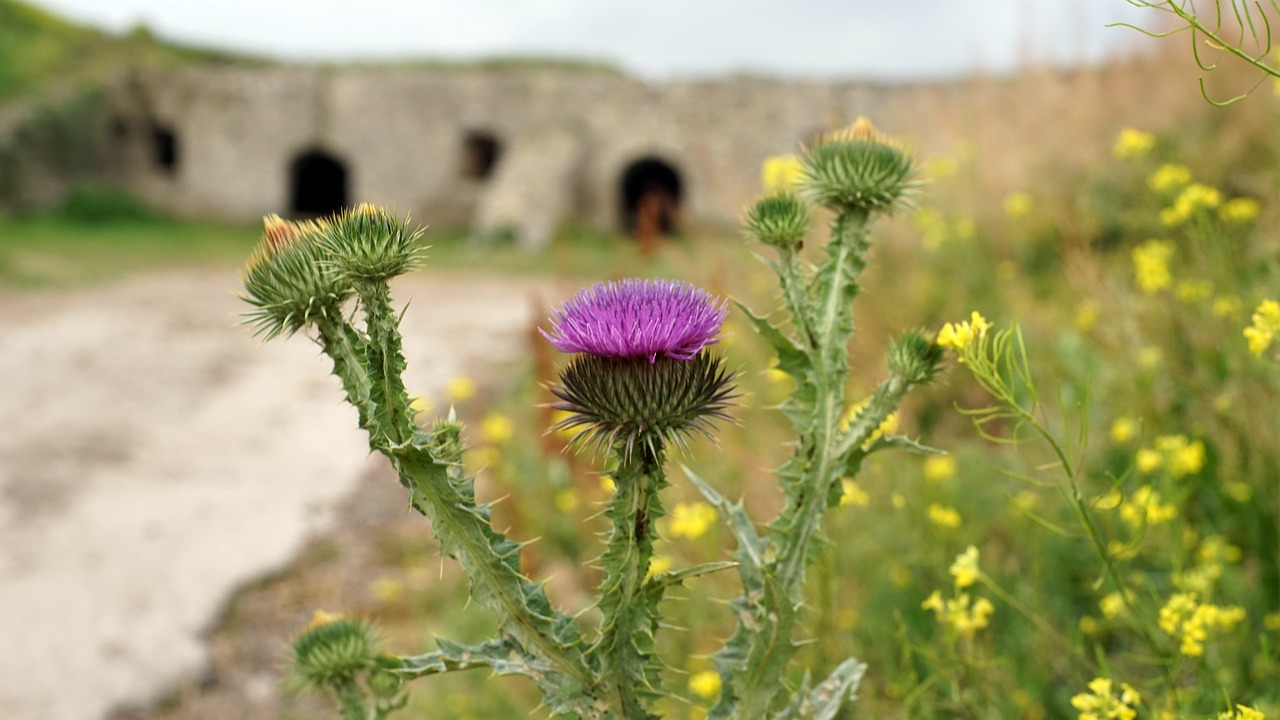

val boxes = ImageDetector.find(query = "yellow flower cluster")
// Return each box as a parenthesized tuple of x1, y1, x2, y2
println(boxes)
(1070, 677, 1141, 720)
(1004, 192, 1033, 219)
(922, 590, 994, 637)
(1161, 183, 1223, 227)
(480, 412, 514, 444)
(667, 502, 717, 539)
(1135, 434, 1205, 478)
(688, 670, 722, 700)
(1114, 128, 1156, 159)
(448, 375, 477, 401)
(761, 154, 805, 193)
(1110, 417, 1137, 444)
(1099, 590, 1135, 619)
(1132, 239, 1174, 294)
(1244, 299, 1280, 357)
(936, 311, 991, 354)
(923, 455, 957, 482)
(1158, 592, 1246, 656)
(839, 478, 870, 507)
(1175, 279, 1213, 304)
(1174, 535, 1243, 593)
(928, 503, 962, 529)
(1216, 705, 1265, 720)
(948, 545, 981, 589)
(1148, 163, 1192, 193)
(1220, 197, 1261, 224)
(1117, 485, 1178, 527)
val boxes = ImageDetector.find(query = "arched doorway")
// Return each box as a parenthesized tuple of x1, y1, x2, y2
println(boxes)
(290, 149, 348, 217)
(460, 131, 502, 180)
(620, 158, 682, 242)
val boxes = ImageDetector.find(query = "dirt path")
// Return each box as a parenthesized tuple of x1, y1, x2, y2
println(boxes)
(0, 269, 549, 720)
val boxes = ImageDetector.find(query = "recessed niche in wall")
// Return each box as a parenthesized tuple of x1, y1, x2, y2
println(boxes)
(289, 149, 348, 217)
(149, 122, 178, 174)
(620, 157, 682, 237)
(460, 131, 502, 180)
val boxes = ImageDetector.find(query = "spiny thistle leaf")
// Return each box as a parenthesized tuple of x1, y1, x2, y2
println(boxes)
(550, 352, 737, 461)
(391, 637, 553, 679)
(768, 658, 867, 720)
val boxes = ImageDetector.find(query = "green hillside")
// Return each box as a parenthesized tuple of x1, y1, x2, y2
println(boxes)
(0, 0, 256, 104)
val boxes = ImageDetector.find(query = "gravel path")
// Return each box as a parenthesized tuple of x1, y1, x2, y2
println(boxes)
(0, 269, 547, 720)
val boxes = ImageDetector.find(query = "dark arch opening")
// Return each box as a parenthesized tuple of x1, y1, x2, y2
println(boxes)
(149, 122, 177, 174)
(620, 157, 682, 238)
(290, 149, 348, 217)
(461, 131, 502, 180)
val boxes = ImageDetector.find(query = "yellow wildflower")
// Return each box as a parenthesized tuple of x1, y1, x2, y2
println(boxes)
(1132, 239, 1174, 294)
(1218, 705, 1266, 720)
(1100, 590, 1133, 619)
(1136, 448, 1163, 473)
(949, 545, 981, 589)
(1163, 183, 1223, 227)
(645, 555, 674, 580)
(1079, 616, 1100, 636)
(1119, 485, 1178, 527)
(1004, 192, 1033, 218)
(1076, 300, 1100, 332)
(1071, 678, 1141, 720)
(554, 488, 579, 513)
(839, 479, 870, 507)
(1225, 480, 1252, 502)
(1110, 417, 1137, 444)
(1158, 592, 1246, 656)
(688, 670, 722, 700)
(1148, 163, 1192, 193)
(1138, 346, 1163, 370)
(922, 590, 994, 637)
(447, 375, 476, 402)
(1113, 128, 1156, 159)
(480, 413, 514, 445)
(924, 156, 958, 180)
(923, 455, 956, 482)
(1213, 295, 1243, 318)
(936, 311, 991, 354)
(761, 154, 805, 193)
(668, 502, 717, 539)
(1220, 197, 1261, 224)
(927, 503, 962, 529)
(1175, 279, 1213, 303)
(1245, 299, 1280, 357)
(1092, 489, 1123, 511)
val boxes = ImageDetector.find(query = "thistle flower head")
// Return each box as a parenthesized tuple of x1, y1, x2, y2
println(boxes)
(550, 351, 736, 461)
(803, 116, 917, 216)
(541, 278, 727, 362)
(544, 278, 735, 461)
(745, 192, 809, 250)
(319, 203, 424, 283)
(288, 613, 379, 691)
(241, 214, 352, 339)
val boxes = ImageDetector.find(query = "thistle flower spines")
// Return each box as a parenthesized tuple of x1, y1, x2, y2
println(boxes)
(550, 352, 736, 460)
(321, 204, 424, 283)
(241, 215, 351, 339)
(746, 192, 809, 250)
(542, 278, 728, 362)
(290, 615, 380, 690)
(888, 330, 946, 385)
(803, 118, 917, 216)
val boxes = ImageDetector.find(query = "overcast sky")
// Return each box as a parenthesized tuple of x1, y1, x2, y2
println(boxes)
(31, 0, 1155, 80)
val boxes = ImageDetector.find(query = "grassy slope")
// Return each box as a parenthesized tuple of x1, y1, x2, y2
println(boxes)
(0, 0, 255, 105)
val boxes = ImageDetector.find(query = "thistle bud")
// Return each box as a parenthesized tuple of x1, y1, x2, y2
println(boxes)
(541, 279, 737, 461)
(241, 215, 351, 339)
(804, 117, 916, 216)
(321, 204, 423, 283)
(745, 193, 809, 250)
(289, 614, 379, 690)
(887, 330, 946, 386)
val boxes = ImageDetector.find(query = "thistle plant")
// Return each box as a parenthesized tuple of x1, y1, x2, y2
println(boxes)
(237, 118, 943, 718)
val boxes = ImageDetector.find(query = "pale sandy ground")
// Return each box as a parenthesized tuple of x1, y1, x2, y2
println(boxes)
(0, 270, 549, 720)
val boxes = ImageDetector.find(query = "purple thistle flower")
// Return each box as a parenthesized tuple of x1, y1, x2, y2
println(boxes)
(541, 278, 727, 362)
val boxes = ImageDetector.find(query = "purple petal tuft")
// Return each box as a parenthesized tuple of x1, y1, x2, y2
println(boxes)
(541, 278, 727, 361)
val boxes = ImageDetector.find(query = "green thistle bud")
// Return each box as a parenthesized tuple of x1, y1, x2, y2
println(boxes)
(887, 330, 945, 385)
(803, 117, 917, 216)
(550, 351, 736, 461)
(321, 203, 423, 283)
(745, 192, 809, 249)
(427, 415, 465, 464)
(241, 215, 352, 340)
(366, 668, 403, 698)
(289, 613, 379, 690)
